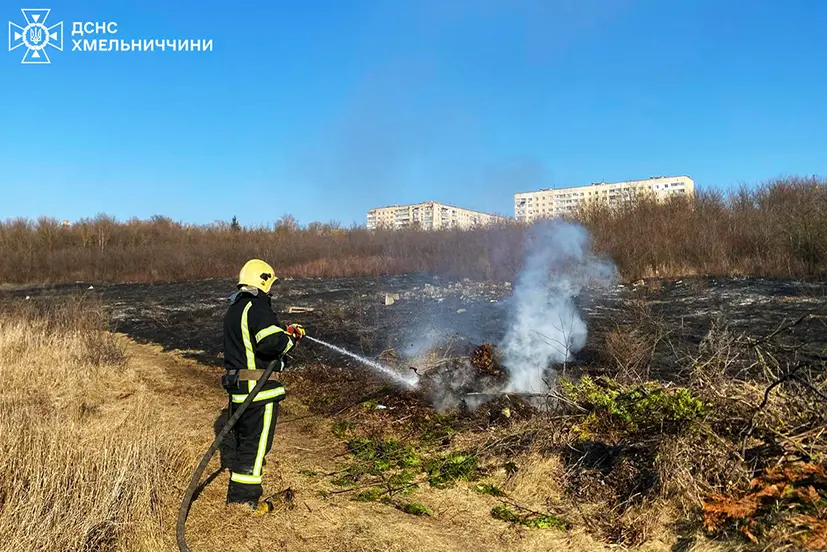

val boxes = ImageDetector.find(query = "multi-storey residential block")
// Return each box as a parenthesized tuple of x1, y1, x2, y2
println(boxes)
(514, 175, 694, 223)
(367, 201, 507, 230)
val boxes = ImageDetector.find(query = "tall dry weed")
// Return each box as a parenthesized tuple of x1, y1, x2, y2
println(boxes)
(0, 297, 187, 552)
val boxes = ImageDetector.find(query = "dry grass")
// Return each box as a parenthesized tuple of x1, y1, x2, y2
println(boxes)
(0, 297, 189, 552)
(604, 308, 661, 385)
(1, 176, 826, 285)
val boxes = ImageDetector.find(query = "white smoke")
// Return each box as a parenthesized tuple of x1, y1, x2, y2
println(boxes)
(499, 219, 617, 393)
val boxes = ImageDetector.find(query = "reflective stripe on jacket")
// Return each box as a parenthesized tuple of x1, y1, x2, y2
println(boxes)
(222, 290, 294, 403)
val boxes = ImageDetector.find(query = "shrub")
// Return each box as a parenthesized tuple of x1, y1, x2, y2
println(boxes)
(560, 375, 707, 435)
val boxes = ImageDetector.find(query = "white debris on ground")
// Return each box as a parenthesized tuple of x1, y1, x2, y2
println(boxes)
(381, 276, 623, 306)
(383, 280, 513, 304)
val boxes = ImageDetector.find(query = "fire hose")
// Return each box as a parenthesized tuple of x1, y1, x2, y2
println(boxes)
(176, 357, 281, 552)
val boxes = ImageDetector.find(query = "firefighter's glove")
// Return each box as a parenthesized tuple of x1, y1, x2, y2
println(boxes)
(286, 323, 305, 342)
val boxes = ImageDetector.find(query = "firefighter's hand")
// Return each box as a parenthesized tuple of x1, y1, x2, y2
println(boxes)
(286, 323, 305, 342)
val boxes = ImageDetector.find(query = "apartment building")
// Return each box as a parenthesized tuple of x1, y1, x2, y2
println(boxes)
(514, 175, 695, 223)
(367, 201, 506, 230)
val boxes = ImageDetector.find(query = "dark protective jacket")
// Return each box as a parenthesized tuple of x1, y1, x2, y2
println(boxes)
(222, 289, 295, 405)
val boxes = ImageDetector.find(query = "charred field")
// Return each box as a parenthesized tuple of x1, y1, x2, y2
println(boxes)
(3, 273, 827, 550)
(7, 273, 825, 387)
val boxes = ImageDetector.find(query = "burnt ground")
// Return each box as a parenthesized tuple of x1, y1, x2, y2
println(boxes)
(3, 273, 827, 549)
(3, 273, 826, 389)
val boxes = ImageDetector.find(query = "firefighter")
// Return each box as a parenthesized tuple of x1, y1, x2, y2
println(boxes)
(221, 259, 305, 512)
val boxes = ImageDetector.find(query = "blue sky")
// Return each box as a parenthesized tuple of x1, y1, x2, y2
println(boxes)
(2, 0, 825, 227)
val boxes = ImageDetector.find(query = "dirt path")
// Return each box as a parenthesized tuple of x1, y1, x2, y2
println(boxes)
(123, 339, 621, 552)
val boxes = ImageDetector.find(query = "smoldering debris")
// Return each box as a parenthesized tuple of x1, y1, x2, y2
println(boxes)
(390, 219, 615, 412)
(385, 220, 618, 407)
(470, 343, 499, 377)
(404, 341, 545, 414)
(397, 342, 495, 408)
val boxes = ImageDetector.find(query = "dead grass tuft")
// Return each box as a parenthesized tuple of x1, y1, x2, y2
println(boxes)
(655, 427, 751, 514)
(605, 325, 653, 383)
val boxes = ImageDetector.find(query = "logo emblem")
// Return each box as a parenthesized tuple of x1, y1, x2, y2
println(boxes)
(9, 9, 63, 64)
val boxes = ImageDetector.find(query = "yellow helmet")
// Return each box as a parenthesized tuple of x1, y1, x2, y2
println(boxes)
(237, 259, 278, 294)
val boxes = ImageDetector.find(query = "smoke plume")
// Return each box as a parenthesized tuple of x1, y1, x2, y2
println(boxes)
(499, 219, 617, 393)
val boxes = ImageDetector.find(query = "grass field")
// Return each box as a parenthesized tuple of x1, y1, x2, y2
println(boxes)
(0, 283, 824, 551)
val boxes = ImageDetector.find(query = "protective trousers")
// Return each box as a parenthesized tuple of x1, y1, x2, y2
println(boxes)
(226, 400, 279, 506)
